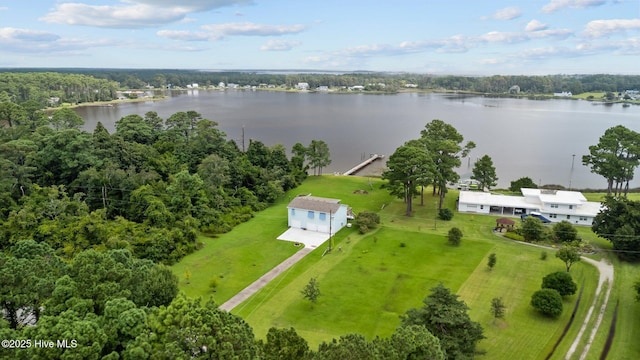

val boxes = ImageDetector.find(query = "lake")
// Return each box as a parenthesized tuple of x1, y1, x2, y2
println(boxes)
(75, 90, 640, 189)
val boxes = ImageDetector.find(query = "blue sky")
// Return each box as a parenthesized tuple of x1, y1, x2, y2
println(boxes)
(0, 0, 639, 74)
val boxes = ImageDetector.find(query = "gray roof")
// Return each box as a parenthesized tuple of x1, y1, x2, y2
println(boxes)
(288, 196, 342, 213)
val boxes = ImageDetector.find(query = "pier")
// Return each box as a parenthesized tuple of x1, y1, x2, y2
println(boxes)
(343, 154, 385, 175)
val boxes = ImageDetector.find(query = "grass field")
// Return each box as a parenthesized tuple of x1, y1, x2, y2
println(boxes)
(171, 175, 640, 359)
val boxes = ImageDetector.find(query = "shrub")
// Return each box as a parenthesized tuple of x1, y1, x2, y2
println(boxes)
(503, 231, 525, 241)
(540, 251, 548, 260)
(542, 271, 577, 297)
(447, 227, 463, 246)
(438, 208, 454, 221)
(531, 289, 563, 317)
(355, 211, 380, 234)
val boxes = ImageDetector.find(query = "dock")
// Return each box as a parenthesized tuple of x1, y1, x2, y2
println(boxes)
(343, 154, 385, 175)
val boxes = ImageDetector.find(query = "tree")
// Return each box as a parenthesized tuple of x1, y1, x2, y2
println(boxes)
(582, 125, 640, 197)
(471, 154, 498, 191)
(509, 177, 537, 192)
(556, 246, 581, 272)
(124, 294, 259, 359)
(355, 211, 380, 234)
(490, 297, 506, 321)
(552, 220, 578, 243)
(542, 271, 577, 297)
(401, 283, 484, 360)
(389, 325, 445, 360)
(262, 327, 310, 360)
(592, 196, 640, 261)
(531, 289, 563, 317)
(420, 119, 475, 209)
(521, 216, 546, 242)
(301, 277, 321, 305)
(49, 107, 84, 130)
(382, 143, 434, 216)
(487, 253, 497, 270)
(447, 227, 463, 246)
(307, 140, 331, 175)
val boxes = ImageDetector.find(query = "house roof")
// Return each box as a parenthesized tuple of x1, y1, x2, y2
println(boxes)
(288, 196, 343, 213)
(521, 188, 586, 205)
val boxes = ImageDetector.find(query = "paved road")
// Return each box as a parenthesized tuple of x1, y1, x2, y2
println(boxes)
(219, 247, 313, 312)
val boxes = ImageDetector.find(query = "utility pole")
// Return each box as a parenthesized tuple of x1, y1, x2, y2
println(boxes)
(569, 154, 575, 190)
(241, 125, 245, 152)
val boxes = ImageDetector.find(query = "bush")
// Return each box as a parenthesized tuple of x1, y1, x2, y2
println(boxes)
(542, 271, 577, 297)
(540, 251, 548, 260)
(531, 289, 563, 317)
(502, 231, 525, 241)
(447, 227, 463, 246)
(355, 211, 380, 234)
(438, 208, 454, 221)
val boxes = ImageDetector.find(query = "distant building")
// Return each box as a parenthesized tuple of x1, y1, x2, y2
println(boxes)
(349, 85, 365, 91)
(554, 91, 572, 97)
(508, 85, 520, 94)
(316, 86, 329, 91)
(405, 83, 418, 88)
(457, 188, 601, 226)
(296, 82, 309, 90)
(287, 195, 348, 234)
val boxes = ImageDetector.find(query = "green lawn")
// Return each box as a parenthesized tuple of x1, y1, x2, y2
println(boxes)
(172, 176, 640, 359)
(171, 175, 394, 304)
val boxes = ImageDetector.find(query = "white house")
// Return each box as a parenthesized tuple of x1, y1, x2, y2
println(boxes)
(457, 188, 602, 226)
(296, 82, 309, 90)
(287, 195, 348, 234)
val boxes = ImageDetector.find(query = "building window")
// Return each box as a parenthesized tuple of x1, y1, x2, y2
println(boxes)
(467, 204, 477, 208)
(579, 216, 588, 221)
(569, 205, 573, 210)
(550, 204, 559, 208)
(291, 209, 295, 216)
(319, 212, 326, 221)
(549, 214, 557, 218)
(308, 211, 314, 219)
(480, 205, 484, 210)
(566, 215, 571, 220)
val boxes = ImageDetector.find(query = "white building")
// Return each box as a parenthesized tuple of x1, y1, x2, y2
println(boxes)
(296, 82, 309, 90)
(457, 188, 602, 226)
(287, 196, 348, 234)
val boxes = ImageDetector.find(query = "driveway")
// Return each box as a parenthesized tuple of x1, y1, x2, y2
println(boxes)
(277, 227, 331, 248)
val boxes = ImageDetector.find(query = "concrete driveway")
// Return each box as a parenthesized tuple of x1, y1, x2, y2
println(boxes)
(277, 227, 330, 248)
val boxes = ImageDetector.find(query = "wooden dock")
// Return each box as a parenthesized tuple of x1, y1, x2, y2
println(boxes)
(343, 154, 385, 175)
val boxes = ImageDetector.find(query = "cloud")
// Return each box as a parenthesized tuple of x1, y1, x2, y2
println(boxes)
(159, 22, 307, 41)
(0, 27, 117, 54)
(490, 6, 522, 20)
(541, 0, 607, 14)
(260, 39, 301, 51)
(201, 22, 306, 36)
(583, 19, 640, 37)
(126, 0, 253, 11)
(525, 20, 548, 32)
(0, 27, 60, 42)
(40, 0, 252, 29)
(156, 30, 214, 41)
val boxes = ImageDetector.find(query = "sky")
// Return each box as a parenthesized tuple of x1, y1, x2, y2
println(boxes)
(0, 0, 639, 74)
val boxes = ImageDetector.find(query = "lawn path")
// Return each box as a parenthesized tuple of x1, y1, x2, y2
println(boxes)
(219, 247, 313, 311)
(565, 257, 614, 360)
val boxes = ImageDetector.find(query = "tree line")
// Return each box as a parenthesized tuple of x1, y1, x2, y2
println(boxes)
(2, 70, 640, 103)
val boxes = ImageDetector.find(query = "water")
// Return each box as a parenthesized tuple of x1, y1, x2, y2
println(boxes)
(75, 90, 640, 189)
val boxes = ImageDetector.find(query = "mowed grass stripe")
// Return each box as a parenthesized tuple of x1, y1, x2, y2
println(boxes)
(240, 227, 493, 347)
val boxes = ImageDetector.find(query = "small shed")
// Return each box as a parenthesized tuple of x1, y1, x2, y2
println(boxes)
(287, 195, 348, 234)
(495, 218, 515, 232)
